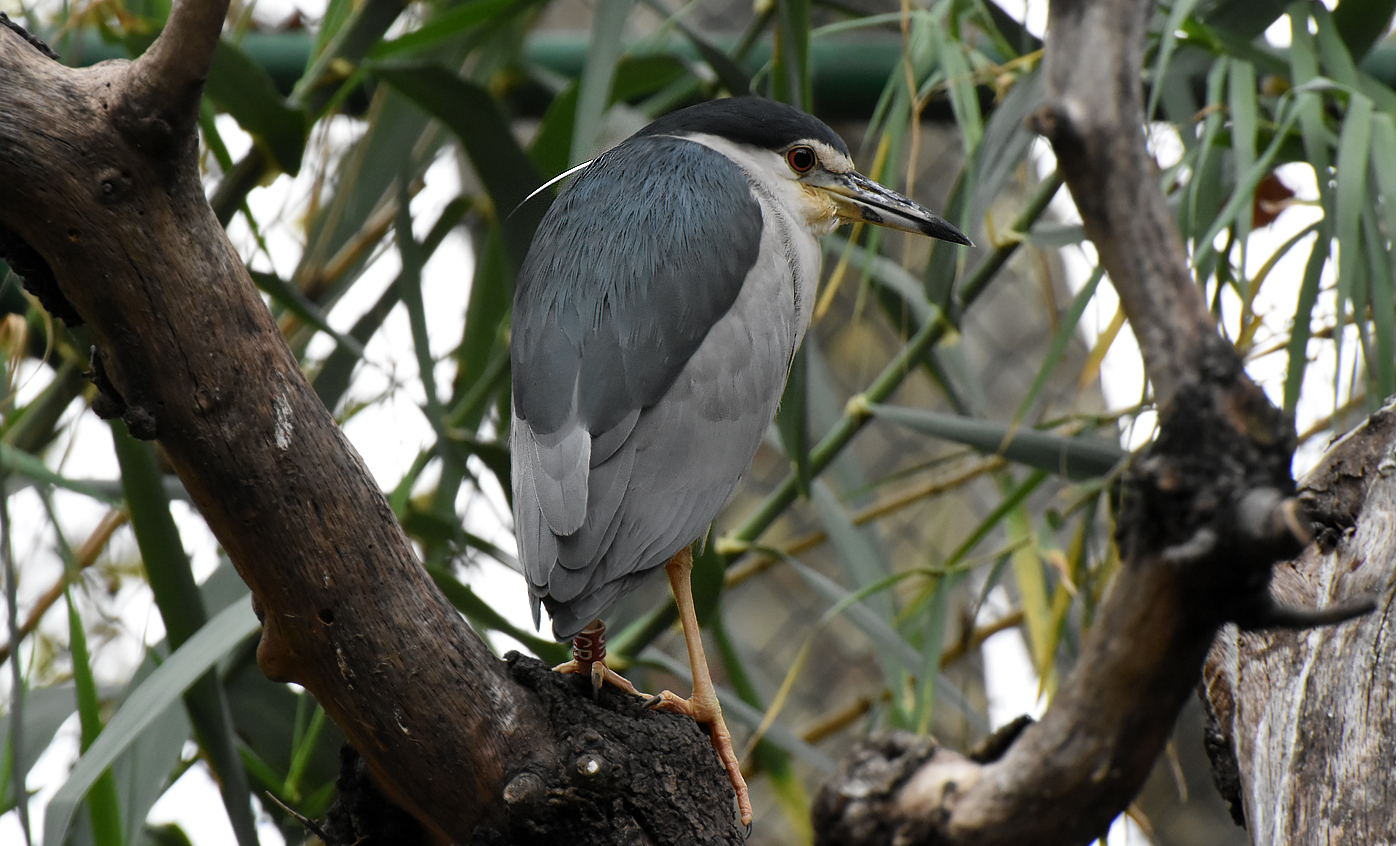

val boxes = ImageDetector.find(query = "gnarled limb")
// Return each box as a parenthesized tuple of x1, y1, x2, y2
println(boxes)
(0, 3, 559, 841)
(813, 0, 1375, 843)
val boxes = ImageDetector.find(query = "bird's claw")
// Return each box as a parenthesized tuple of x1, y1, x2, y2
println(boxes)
(552, 658, 643, 698)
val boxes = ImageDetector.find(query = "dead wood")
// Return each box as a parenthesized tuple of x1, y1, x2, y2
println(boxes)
(811, 1, 1376, 844)
(1203, 403, 1395, 845)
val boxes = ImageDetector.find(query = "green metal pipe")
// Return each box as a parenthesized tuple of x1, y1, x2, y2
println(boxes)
(52, 28, 1395, 117)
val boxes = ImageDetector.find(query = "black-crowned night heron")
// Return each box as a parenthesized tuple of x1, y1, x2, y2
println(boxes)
(511, 96, 970, 824)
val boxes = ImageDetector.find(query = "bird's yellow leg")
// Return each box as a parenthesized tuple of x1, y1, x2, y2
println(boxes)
(648, 547, 753, 827)
(552, 618, 642, 696)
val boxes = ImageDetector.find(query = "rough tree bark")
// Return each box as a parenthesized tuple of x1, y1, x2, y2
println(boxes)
(0, 0, 1382, 844)
(1203, 403, 1395, 846)
(811, 0, 1378, 844)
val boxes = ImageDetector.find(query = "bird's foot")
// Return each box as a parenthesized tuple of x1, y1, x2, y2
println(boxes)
(553, 618, 642, 698)
(552, 658, 643, 697)
(646, 689, 753, 827)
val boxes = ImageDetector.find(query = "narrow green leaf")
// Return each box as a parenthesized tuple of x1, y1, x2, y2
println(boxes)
(1332, 0, 1397, 59)
(249, 270, 365, 359)
(1312, 6, 1361, 89)
(109, 658, 190, 846)
(930, 19, 982, 155)
(869, 405, 1124, 479)
(821, 236, 934, 324)
(197, 100, 234, 174)
(44, 602, 261, 846)
(0, 443, 119, 503)
(1228, 58, 1258, 251)
(773, 0, 812, 107)
(292, 72, 454, 309)
(1182, 58, 1230, 248)
(1204, 0, 1292, 40)
(1192, 99, 1301, 272)
(1024, 222, 1087, 248)
(400, 504, 517, 568)
(809, 480, 892, 617)
(295, 0, 410, 116)
(912, 573, 950, 735)
(645, 8, 752, 96)
(312, 197, 469, 411)
(0, 685, 76, 815)
(1289, 5, 1337, 213)
(1334, 92, 1374, 340)
(777, 555, 985, 729)
(1003, 494, 1052, 680)
(312, 279, 398, 411)
(1361, 192, 1395, 397)
(1369, 112, 1396, 244)
(1282, 228, 1331, 414)
(1008, 267, 1104, 431)
(65, 591, 124, 846)
(452, 227, 514, 433)
(110, 428, 258, 846)
(1146, 0, 1206, 123)
(968, 66, 1043, 228)
(610, 54, 690, 104)
(2, 359, 87, 456)
(528, 84, 579, 177)
(205, 39, 307, 175)
(370, 0, 521, 59)
(373, 63, 544, 264)
(945, 469, 1049, 568)
(572, 0, 633, 165)
(394, 184, 455, 455)
(283, 704, 328, 798)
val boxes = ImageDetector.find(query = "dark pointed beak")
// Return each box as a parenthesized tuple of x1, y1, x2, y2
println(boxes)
(812, 170, 973, 246)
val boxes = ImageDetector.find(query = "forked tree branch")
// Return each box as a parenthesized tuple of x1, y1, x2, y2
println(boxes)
(813, 0, 1374, 843)
(0, 4, 555, 841)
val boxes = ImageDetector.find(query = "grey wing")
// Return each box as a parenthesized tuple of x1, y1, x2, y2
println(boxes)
(522, 233, 804, 638)
(510, 137, 771, 637)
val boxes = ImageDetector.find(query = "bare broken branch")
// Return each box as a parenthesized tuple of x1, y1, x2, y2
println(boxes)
(117, 0, 230, 155)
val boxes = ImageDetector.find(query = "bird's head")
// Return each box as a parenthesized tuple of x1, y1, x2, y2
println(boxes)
(638, 97, 973, 246)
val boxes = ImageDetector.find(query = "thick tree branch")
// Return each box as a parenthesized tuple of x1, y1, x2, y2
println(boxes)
(813, 0, 1374, 843)
(0, 7, 559, 842)
(1028, 0, 1218, 410)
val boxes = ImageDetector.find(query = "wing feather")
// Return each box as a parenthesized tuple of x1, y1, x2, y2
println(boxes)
(526, 424, 589, 536)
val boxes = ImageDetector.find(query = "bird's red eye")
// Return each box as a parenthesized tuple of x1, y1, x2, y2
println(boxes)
(786, 146, 816, 173)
